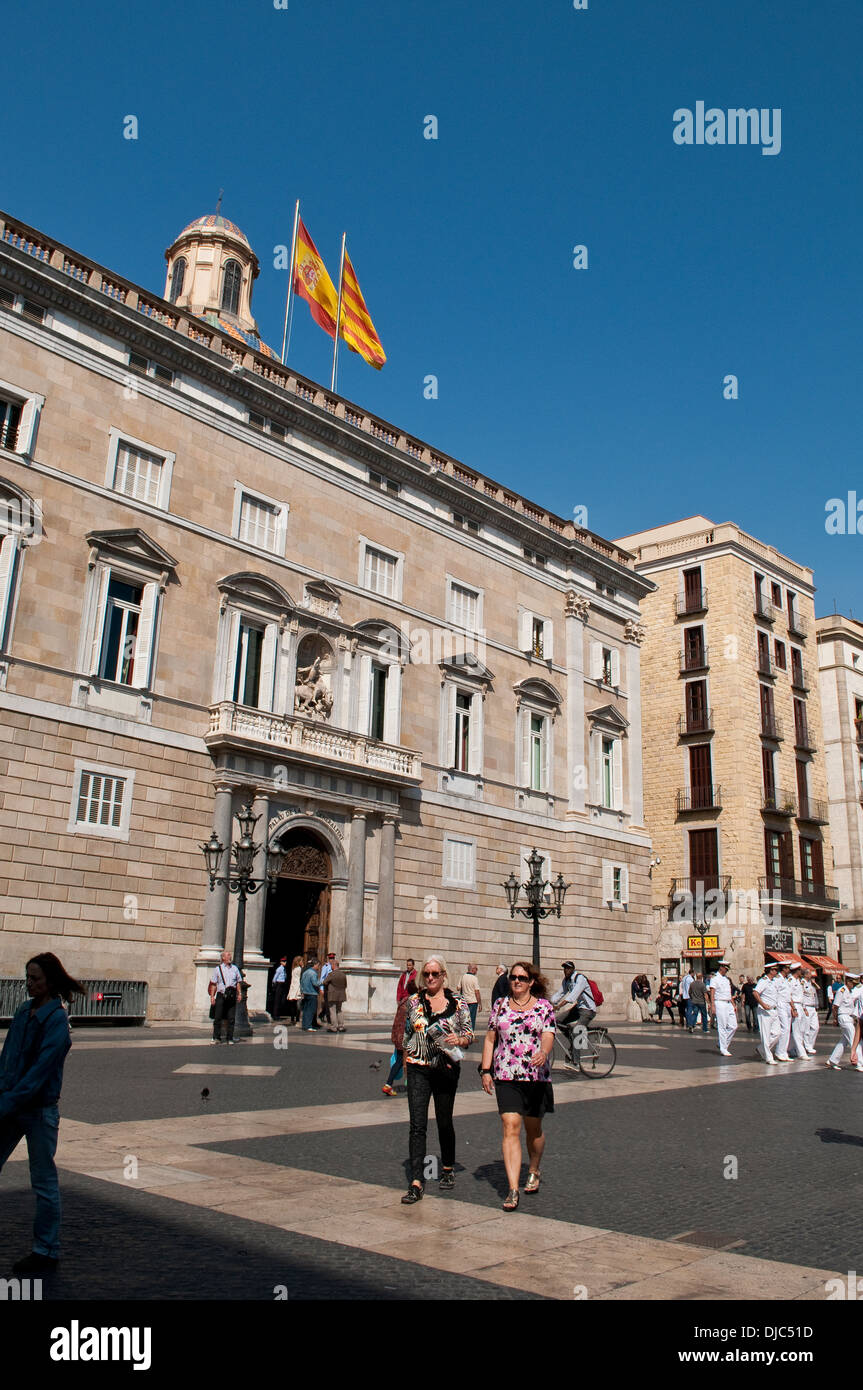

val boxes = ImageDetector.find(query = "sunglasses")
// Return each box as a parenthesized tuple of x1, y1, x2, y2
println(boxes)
(509, 973, 530, 982)
(422, 970, 442, 979)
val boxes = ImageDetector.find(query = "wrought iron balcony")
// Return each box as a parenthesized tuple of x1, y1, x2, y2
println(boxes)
(856, 717, 863, 746)
(680, 646, 709, 674)
(676, 785, 722, 813)
(790, 665, 809, 693)
(205, 702, 423, 782)
(761, 788, 797, 816)
(757, 651, 774, 678)
(758, 876, 839, 909)
(760, 714, 784, 740)
(675, 589, 708, 617)
(797, 796, 829, 825)
(787, 610, 808, 639)
(678, 710, 713, 737)
(794, 719, 816, 752)
(754, 596, 780, 623)
(669, 875, 732, 900)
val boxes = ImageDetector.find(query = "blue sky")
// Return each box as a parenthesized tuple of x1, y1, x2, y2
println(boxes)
(5, 0, 861, 613)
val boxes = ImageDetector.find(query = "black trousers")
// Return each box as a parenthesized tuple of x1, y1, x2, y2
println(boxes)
(406, 1064, 459, 1183)
(272, 983, 287, 1019)
(213, 993, 237, 1040)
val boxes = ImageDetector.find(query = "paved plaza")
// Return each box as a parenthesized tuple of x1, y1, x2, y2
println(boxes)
(0, 1015, 860, 1301)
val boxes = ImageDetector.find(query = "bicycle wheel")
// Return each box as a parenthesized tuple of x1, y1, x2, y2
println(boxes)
(577, 1028, 617, 1078)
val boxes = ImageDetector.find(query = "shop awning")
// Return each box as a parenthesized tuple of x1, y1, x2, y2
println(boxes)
(766, 951, 811, 970)
(802, 953, 844, 974)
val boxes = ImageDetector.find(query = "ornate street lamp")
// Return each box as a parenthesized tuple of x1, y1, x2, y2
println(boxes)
(200, 801, 286, 1038)
(501, 847, 570, 968)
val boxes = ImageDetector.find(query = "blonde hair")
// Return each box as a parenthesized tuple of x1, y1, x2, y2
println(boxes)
(419, 954, 448, 987)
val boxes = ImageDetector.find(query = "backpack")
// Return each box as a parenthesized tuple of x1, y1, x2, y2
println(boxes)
(586, 979, 604, 1007)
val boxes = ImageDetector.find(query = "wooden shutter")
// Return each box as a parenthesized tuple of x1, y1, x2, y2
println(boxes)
(258, 623, 278, 712)
(779, 832, 794, 882)
(88, 566, 111, 674)
(683, 568, 701, 606)
(591, 734, 601, 802)
(357, 654, 372, 735)
(689, 829, 718, 890)
(602, 862, 613, 901)
(132, 582, 158, 689)
(811, 838, 824, 885)
(542, 620, 554, 663)
(611, 648, 620, 686)
(762, 747, 775, 800)
(690, 745, 712, 806)
(0, 533, 19, 650)
(590, 643, 602, 680)
(444, 682, 457, 766)
(612, 738, 623, 809)
(468, 691, 483, 776)
(541, 716, 550, 793)
(383, 662, 401, 744)
(519, 611, 533, 651)
(620, 865, 629, 905)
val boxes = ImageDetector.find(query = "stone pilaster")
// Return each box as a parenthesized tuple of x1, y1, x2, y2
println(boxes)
(374, 815, 397, 965)
(343, 810, 367, 962)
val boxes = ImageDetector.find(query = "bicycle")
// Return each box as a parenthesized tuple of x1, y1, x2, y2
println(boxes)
(553, 1019, 618, 1078)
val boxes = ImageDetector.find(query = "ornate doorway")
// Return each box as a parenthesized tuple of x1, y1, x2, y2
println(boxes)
(262, 829, 332, 970)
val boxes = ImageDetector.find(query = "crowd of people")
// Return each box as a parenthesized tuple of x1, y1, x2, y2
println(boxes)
(632, 962, 863, 1065)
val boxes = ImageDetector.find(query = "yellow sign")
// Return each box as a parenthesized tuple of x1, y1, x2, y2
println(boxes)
(687, 934, 719, 950)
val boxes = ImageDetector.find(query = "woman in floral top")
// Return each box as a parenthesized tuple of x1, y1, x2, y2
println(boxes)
(480, 961, 555, 1211)
(400, 954, 473, 1204)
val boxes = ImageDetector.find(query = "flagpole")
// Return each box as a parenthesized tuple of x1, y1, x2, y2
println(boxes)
(280, 199, 300, 365)
(330, 232, 346, 393)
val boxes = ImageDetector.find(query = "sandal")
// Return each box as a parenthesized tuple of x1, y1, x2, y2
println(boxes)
(502, 1189, 520, 1212)
(524, 1171, 541, 1194)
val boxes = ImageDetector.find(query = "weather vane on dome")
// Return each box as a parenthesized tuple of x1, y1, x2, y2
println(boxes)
(215, 189, 224, 215)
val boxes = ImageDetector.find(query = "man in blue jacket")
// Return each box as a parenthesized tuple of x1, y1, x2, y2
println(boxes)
(0, 952, 81, 1273)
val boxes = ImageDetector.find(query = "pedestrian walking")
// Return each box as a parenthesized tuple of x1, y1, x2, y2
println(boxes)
(325, 957, 347, 1032)
(209, 950, 243, 1044)
(396, 960, 416, 1004)
(400, 955, 473, 1204)
(457, 963, 482, 1032)
(286, 954, 303, 1025)
(300, 957, 323, 1032)
(827, 971, 860, 1069)
(708, 960, 737, 1056)
(655, 978, 676, 1023)
(318, 953, 334, 1025)
(741, 976, 759, 1032)
(382, 980, 418, 1096)
(491, 963, 509, 1007)
(772, 961, 794, 1061)
(801, 970, 820, 1055)
(851, 977, 863, 1071)
(271, 956, 288, 1021)
(787, 963, 810, 1059)
(680, 966, 694, 1026)
(675, 983, 688, 1028)
(631, 973, 652, 1021)
(480, 961, 556, 1212)
(687, 973, 708, 1032)
(0, 952, 83, 1273)
(753, 961, 781, 1063)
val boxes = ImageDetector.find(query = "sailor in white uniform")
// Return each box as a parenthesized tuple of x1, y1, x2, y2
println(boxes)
(850, 974, 863, 1071)
(801, 970, 820, 1054)
(753, 961, 781, 1064)
(788, 963, 810, 1059)
(773, 961, 794, 1062)
(827, 971, 860, 1069)
(708, 959, 738, 1056)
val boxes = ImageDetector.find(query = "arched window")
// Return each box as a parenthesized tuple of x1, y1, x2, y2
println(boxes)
(221, 259, 242, 314)
(169, 257, 186, 302)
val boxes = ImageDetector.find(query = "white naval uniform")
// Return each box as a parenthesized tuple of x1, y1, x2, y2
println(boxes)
(755, 975, 781, 1061)
(773, 973, 793, 1060)
(711, 972, 737, 1053)
(851, 985, 863, 1066)
(788, 975, 809, 1058)
(829, 986, 857, 1066)
(801, 979, 820, 1051)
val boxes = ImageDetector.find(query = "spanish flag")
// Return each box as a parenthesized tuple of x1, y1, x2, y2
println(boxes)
(292, 218, 339, 337)
(339, 249, 386, 369)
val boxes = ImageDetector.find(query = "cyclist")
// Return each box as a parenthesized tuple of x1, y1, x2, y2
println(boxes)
(550, 962, 597, 1061)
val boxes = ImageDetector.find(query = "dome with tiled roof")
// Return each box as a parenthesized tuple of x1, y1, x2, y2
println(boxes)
(178, 214, 251, 246)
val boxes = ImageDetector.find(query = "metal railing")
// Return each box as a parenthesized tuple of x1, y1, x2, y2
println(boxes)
(676, 785, 722, 813)
(758, 877, 839, 908)
(675, 589, 708, 617)
(794, 719, 815, 751)
(762, 789, 797, 816)
(678, 710, 713, 736)
(754, 597, 779, 622)
(760, 714, 784, 740)
(670, 875, 732, 899)
(797, 797, 829, 824)
(787, 610, 808, 639)
(0, 979, 148, 1022)
(680, 646, 709, 673)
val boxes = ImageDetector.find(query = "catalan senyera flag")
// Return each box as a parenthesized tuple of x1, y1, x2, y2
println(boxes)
(293, 218, 339, 337)
(338, 249, 386, 369)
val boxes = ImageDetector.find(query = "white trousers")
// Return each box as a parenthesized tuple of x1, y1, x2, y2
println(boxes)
(803, 1008, 819, 1051)
(789, 1009, 810, 1058)
(757, 1010, 780, 1059)
(830, 1015, 857, 1065)
(716, 1001, 738, 1052)
(774, 1007, 792, 1059)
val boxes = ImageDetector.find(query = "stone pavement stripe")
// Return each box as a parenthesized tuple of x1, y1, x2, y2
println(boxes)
(172, 1064, 281, 1077)
(48, 1120, 841, 1302)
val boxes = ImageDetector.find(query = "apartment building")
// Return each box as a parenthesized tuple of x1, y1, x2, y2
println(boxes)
(816, 614, 863, 972)
(615, 516, 840, 987)
(0, 207, 656, 1018)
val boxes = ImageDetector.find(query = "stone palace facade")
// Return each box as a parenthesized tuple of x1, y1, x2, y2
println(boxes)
(0, 207, 656, 1018)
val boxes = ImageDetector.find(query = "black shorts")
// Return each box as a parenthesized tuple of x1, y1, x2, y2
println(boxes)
(494, 1080, 554, 1118)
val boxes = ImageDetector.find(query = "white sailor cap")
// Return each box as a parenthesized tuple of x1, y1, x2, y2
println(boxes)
(789, 962, 803, 971)
(844, 970, 861, 979)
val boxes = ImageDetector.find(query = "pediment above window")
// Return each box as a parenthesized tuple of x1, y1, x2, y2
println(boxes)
(513, 677, 561, 713)
(86, 528, 178, 584)
(439, 650, 495, 687)
(303, 580, 341, 617)
(0, 477, 41, 539)
(588, 703, 629, 733)
(218, 571, 295, 614)
(354, 618, 411, 661)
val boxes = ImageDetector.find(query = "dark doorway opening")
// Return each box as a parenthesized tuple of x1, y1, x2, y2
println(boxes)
(262, 830, 332, 1009)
